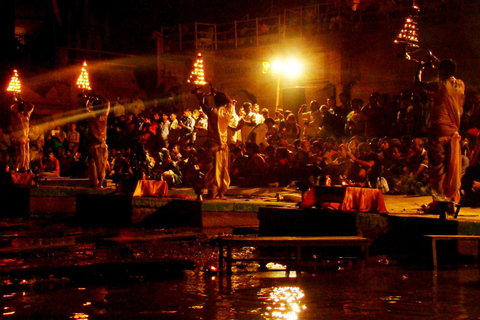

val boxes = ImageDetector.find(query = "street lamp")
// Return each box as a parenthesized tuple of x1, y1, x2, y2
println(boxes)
(263, 58, 303, 111)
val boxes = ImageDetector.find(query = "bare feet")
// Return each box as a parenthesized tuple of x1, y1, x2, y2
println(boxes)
(205, 190, 215, 199)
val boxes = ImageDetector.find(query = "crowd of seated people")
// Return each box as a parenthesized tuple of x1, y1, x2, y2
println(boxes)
(1, 87, 480, 207)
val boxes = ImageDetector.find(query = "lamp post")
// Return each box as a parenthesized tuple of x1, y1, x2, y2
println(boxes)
(263, 58, 302, 111)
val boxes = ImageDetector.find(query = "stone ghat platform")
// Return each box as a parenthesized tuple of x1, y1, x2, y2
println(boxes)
(3, 180, 480, 260)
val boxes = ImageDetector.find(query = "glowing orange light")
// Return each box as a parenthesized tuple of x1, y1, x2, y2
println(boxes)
(7, 69, 21, 94)
(77, 61, 92, 91)
(394, 5, 420, 47)
(187, 53, 207, 86)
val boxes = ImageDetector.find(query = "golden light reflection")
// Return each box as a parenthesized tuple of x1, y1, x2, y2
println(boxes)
(7, 70, 21, 94)
(260, 287, 306, 319)
(70, 313, 89, 319)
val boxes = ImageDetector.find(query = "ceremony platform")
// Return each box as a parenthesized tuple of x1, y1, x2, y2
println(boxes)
(3, 177, 480, 262)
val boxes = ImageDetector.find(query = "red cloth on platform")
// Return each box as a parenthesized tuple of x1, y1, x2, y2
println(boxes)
(11, 172, 35, 187)
(300, 186, 388, 213)
(340, 187, 387, 213)
(133, 180, 168, 197)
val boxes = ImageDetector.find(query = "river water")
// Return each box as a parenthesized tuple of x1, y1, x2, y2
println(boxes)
(3, 261, 480, 319)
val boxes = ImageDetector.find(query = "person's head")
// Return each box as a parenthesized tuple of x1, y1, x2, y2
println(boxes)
(369, 92, 381, 107)
(301, 139, 311, 152)
(411, 137, 424, 154)
(293, 139, 301, 149)
(320, 105, 329, 115)
(261, 108, 269, 119)
(358, 143, 371, 159)
(337, 144, 347, 158)
(327, 96, 336, 108)
(17, 101, 26, 113)
(286, 113, 296, 124)
(351, 98, 363, 110)
(265, 117, 275, 128)
(243, 102, 252, 114)
(183, 109, 192, 118)
(391, 146, 402, 160)
(232, 146, 243, 158)
(312, 141, 323, 154)
(161, 150, 171, 162)
(170, 113, 177, 121)
(265, 145, 275, 157)
(439, 59, 457, 80)
(48, 151, 55, 160)
(253, 103, 260, 114)
(92, 99, 105, 111)
(380, 137, 390, 151)
(245, 142, 259, 155)
(310, 100, 320, 112)
(369, 137, 380, 152)
(325, 136, 338, 150)
(275, 147, 289, 159)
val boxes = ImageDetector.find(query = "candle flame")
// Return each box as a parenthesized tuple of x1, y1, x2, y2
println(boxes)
(7, 70, 21, 93)
(188, 53, 207, 86)
(77, 61, 92, 91)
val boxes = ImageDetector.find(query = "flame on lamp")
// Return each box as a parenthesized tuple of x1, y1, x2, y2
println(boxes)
(7, 70, 21, 94)
(394, 5, 420, 47)
(77, 61, 92, 91)
(187, 53, 207, 86)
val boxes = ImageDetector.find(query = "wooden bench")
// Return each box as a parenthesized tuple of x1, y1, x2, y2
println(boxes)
(217, 236, 370, 275)
(424, 235, 480, 268)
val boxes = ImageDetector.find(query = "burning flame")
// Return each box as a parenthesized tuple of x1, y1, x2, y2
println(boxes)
(77, 61, 92, 91)
(188, 53, 207, 86)
(7, 70, 21, 94)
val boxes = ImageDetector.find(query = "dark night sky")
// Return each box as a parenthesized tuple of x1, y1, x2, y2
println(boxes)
(15, 0, 318, 56)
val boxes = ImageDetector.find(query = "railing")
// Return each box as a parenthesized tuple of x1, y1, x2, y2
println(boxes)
(154, 0, 479, 53)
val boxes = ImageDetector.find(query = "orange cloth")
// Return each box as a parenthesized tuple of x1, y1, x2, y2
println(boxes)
(11, 172, 35, 187)
(340, 187, 388, 213)
(300, 186, 388, 213)
(133, 180, 168, 197)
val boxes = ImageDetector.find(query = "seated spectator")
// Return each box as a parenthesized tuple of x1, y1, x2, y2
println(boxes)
(230, 146, 248, 186)
(346, 98, 366, 137)
(279, 114, 301, 145)
(60, 149, 75, 177)
(345, 142, 381, 187)
(38, 151, 60, 178)
(382, 145, 407, 194)
(399, 137, 429, 195)
(160, 149, 182, 187)
(270, 147, 292, 187)
(244, 142, 266, 187)
(460, 139, 480, 207)
(328, 143, 352, 185)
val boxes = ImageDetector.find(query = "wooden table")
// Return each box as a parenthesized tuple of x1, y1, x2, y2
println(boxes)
(218, 236, 370, 275)
(424, 235, 480, 268)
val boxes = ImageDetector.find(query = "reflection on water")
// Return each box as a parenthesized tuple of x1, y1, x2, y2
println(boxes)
(259, 287, 306, 319)
(3, 265, 480, 319)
